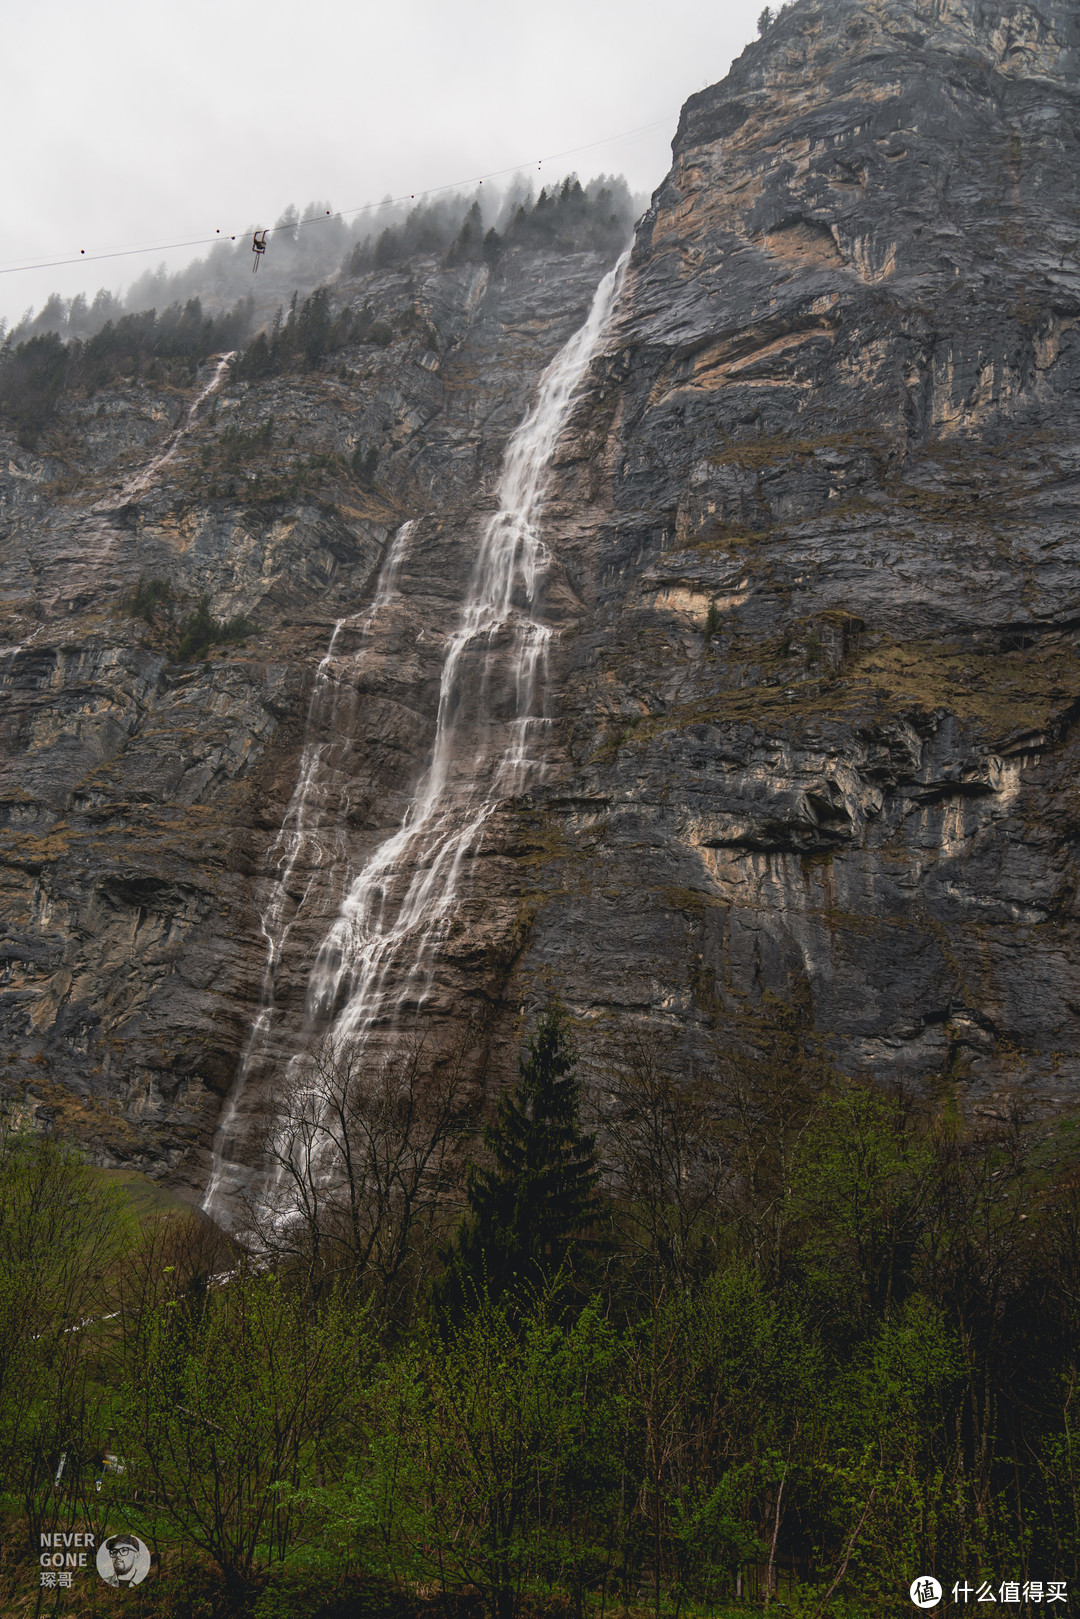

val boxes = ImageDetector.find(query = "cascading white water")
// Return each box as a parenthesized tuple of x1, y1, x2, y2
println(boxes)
(116, 351, 236, 502)
(309, 256, 627, 1035)
(248, 519, 414, 983)
(200, 520, 414, 1216)
(203, 254, 628, 1219)
(40, 352, 237, 620)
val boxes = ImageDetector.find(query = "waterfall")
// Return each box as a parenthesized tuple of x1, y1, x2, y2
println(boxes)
(246, 519, 413, 987)
(116, 351, 236, 502)
(202, 254, 628, 1220)
(200, 519, 414, 1217)
(40, 352, 237, 620)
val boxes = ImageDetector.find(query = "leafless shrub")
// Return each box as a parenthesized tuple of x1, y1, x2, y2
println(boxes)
(243, 1031, 475, 1319)
(593, 1030, 727, 1294)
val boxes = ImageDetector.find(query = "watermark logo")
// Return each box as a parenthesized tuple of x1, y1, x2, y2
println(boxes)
(96, 1534, 150, 1587)
(952, 1580, 1067, 1603)
(39, 1533, 94, 1589)
(909, 1575, 1069, 1605)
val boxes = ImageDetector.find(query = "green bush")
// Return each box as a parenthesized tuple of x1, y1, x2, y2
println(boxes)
(2, 1013, 1078, 1617)
(0, 1122, 127, 1542)
(125, 575, 174, 626)
(175, 596, 259, 660)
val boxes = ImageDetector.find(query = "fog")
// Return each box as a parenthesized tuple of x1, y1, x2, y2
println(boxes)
(2, 0, 765, 330)
(2, 175, 640, 351)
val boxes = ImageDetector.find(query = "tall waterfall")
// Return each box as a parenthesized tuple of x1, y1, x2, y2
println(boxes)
(200, 520, 413, 1217)
(203, 255, 627, 1220)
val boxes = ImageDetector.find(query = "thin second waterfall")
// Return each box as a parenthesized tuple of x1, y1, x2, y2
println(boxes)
(200, 520, 413, 1217)
(203, 254, 627, 1217)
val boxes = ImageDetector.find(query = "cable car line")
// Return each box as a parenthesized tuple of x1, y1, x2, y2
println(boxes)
(0, 115, 672, 280)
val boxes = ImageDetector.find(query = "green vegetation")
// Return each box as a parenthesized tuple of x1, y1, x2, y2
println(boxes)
(0, 297, 253, 448)
(0, 171, 635, 454)
(175, 597, 259, 661)
(499, 176, 632, 255)
(191, 412, 375, 505)
(207, 449, 379, 506)
(437, 1008, 599, 1316)
(848, 632, 1080, 738)
(757, 4, 793, 32)
(124, 576, 173, 627)
(214, 416, 275, 470)
(122, 575, 258, 660)
(230, 289, 393, 383)
(591, 606, 1080, 755)
(1, 1011, 1077, 1617)
(345, 174, 635, 277)
(0, 176, 635, 459)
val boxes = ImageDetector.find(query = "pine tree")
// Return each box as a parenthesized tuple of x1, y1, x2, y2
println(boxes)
(438, 1007, 598, 1313)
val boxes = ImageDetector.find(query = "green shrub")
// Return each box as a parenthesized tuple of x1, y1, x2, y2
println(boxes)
(125, 576, 173, 626)
(175, 596, 259, 660)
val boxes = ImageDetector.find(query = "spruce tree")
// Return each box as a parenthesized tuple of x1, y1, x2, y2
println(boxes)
(438, 1007, 598, 1312)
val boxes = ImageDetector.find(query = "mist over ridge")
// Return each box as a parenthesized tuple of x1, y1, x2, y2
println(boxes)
(1, 174, 640, 353)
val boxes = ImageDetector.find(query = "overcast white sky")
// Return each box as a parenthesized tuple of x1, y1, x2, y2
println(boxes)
(2, 0, 763, 327)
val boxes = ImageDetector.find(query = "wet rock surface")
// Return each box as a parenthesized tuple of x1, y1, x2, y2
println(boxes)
(517, 0, 1080, 1115)
(4, 0, 1080, 1206)
(0, 249, 613, 1188)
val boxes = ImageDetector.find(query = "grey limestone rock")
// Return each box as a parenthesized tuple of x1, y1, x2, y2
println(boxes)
(517, 0, 1080, 1117)
(3, 0, 1080, 1206)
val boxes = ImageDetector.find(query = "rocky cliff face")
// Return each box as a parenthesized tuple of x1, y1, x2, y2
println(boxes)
(0, 250, 616, 1188)
(522, 0, 1080, 1113)
(3, 0, 1080, 1208)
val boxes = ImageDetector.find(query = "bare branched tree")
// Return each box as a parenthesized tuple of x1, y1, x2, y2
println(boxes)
(594, 1031, 727, 1295)
(244, 1032, 474, 1318)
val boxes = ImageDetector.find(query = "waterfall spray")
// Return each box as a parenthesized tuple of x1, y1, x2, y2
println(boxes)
(201, 520, 415, 1216)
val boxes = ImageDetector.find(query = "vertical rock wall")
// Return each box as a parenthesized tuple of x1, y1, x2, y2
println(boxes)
(0, 249, 616, 1190)
(5, 0, 1080, 1206)
(507, 0, 1080, 1114)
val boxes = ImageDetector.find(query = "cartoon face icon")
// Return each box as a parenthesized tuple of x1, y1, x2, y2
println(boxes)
(96, 1534, 150, 1586)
